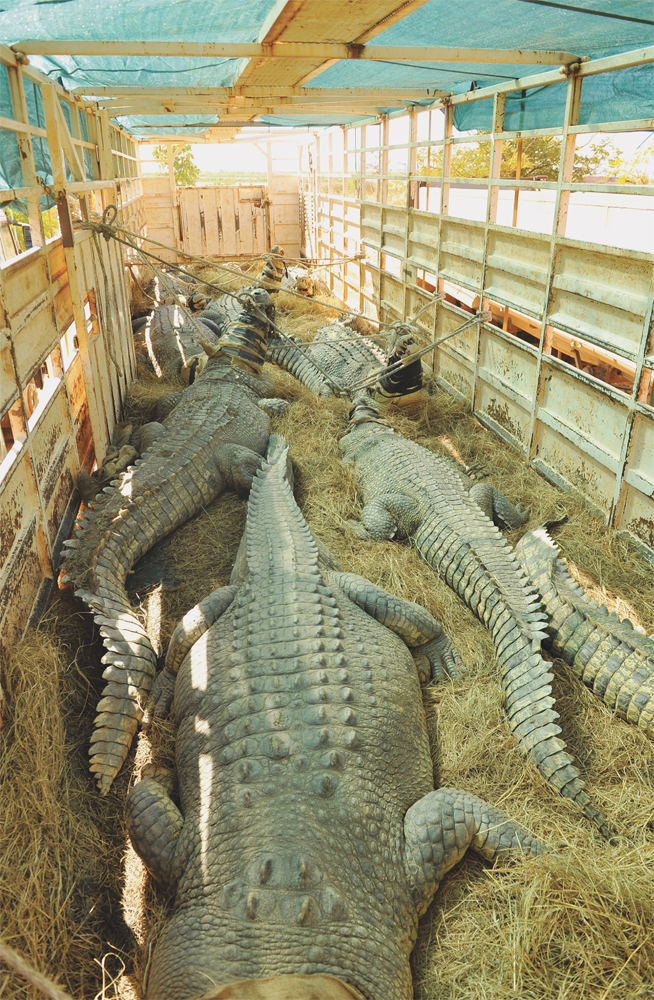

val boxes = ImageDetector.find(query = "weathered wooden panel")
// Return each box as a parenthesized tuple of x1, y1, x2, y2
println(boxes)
(177, 185, 267, 259)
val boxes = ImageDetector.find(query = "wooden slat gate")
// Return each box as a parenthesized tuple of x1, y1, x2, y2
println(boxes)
(177, 185, 268, 258)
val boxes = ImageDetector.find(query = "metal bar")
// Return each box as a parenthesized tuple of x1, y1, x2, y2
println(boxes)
(6, 64, 44, 249)
(13, 40, 581, 63)
(516, 0, 654, 27)
(0, 186, 40, 203)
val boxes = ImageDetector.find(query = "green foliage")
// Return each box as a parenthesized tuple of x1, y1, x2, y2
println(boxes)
(415, 134, 654, 184)
(152, 144, 200, 187)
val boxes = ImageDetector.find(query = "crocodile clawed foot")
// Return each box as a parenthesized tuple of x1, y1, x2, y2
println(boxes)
(143, 666, 176, 727)
(414, 634, 465, 682)
(345, 519, 374, 540)
(515, 503, 531, 526)
(258, 397, 292, 416)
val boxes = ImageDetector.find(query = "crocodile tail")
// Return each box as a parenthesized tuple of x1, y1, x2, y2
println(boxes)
(266, 338, 335, 396)
(61, 424, 224, 793)
(414, 516, 612, 837)
(517, 527, 654, 740)
(77, 583, 157, 794)
(497, 630, 612, 838)
(246, 435, 320, 578)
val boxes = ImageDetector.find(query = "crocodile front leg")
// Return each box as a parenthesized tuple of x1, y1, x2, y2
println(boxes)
(257, 397, 291, 416)
(404, 788, 546, 916)
(327, 571, 463, 680)
(468, 482, 529, 530)
(127, 769, 184, 888)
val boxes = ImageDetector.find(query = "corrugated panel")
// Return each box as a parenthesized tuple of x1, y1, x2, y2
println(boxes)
(380, 273, 404, 318)
(476, 380, 532, 447)
(532, 420, 618, 513)
(478, 328, 537, 407)
(381, 206, 406, 257)
(547, 244, 653, 360)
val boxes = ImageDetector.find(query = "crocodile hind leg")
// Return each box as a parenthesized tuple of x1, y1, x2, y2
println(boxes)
(468, 482, 529, 529)
(404, 788, 546, 916)
(127, 769, 184, 888)
(215, 442, 267, 495)
(327, 571, 463, 680)
(347, 492, 419, 541)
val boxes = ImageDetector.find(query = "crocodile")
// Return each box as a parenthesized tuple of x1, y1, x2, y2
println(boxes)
(267, 321, 423, 405)
(340, 399, 611, 839)
(126, 434, 544, 1000)
(134, 304, 226, 379)
(516, 525, 654, 739)
(61, 289, 288, 795)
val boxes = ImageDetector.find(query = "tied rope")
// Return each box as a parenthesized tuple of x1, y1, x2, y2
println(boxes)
(80, 207, 488, 398)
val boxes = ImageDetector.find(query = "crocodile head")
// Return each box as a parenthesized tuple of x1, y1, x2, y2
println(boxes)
(197, 973, 365, 999)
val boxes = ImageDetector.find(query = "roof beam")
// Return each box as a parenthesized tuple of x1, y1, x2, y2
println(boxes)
(12, 41, 581, 64)
(108, 105, 383, 117)
(97, 96, 442, 110)
(70, 86, 447, 98)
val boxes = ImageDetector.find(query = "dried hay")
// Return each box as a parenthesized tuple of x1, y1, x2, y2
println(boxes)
(126, 265, 156, 318)
(0, 596, 134, 1000)
(5, 284, 652, 999)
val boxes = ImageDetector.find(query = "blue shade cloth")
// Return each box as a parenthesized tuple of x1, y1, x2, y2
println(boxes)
(0, 64, 54, 210)
(0, 0, 651, 162)
(113, 114, 221, 136)
(258, 114, 378, 128)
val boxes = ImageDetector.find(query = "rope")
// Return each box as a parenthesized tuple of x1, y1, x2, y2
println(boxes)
(77, 206, 473, 399)
(346, 312, 491, 394)
(90, 230, 123, 377)
(76, 209, 419, 334)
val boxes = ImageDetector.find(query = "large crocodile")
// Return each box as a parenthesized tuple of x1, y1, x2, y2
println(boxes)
(340, 399, 611, 838)
(267, 321, 423, 404)
(134, 304, 226, 378)
(62, 289, 287, 794)
(127, 435, 544, 1000)
(516, 525, 654, 739)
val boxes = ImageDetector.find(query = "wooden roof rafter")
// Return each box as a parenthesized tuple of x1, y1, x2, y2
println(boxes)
(11, 40, 583, 65)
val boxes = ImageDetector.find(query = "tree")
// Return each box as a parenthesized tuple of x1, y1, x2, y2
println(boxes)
(415, 134, 653, 183)
(152, 144, 200, 187)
